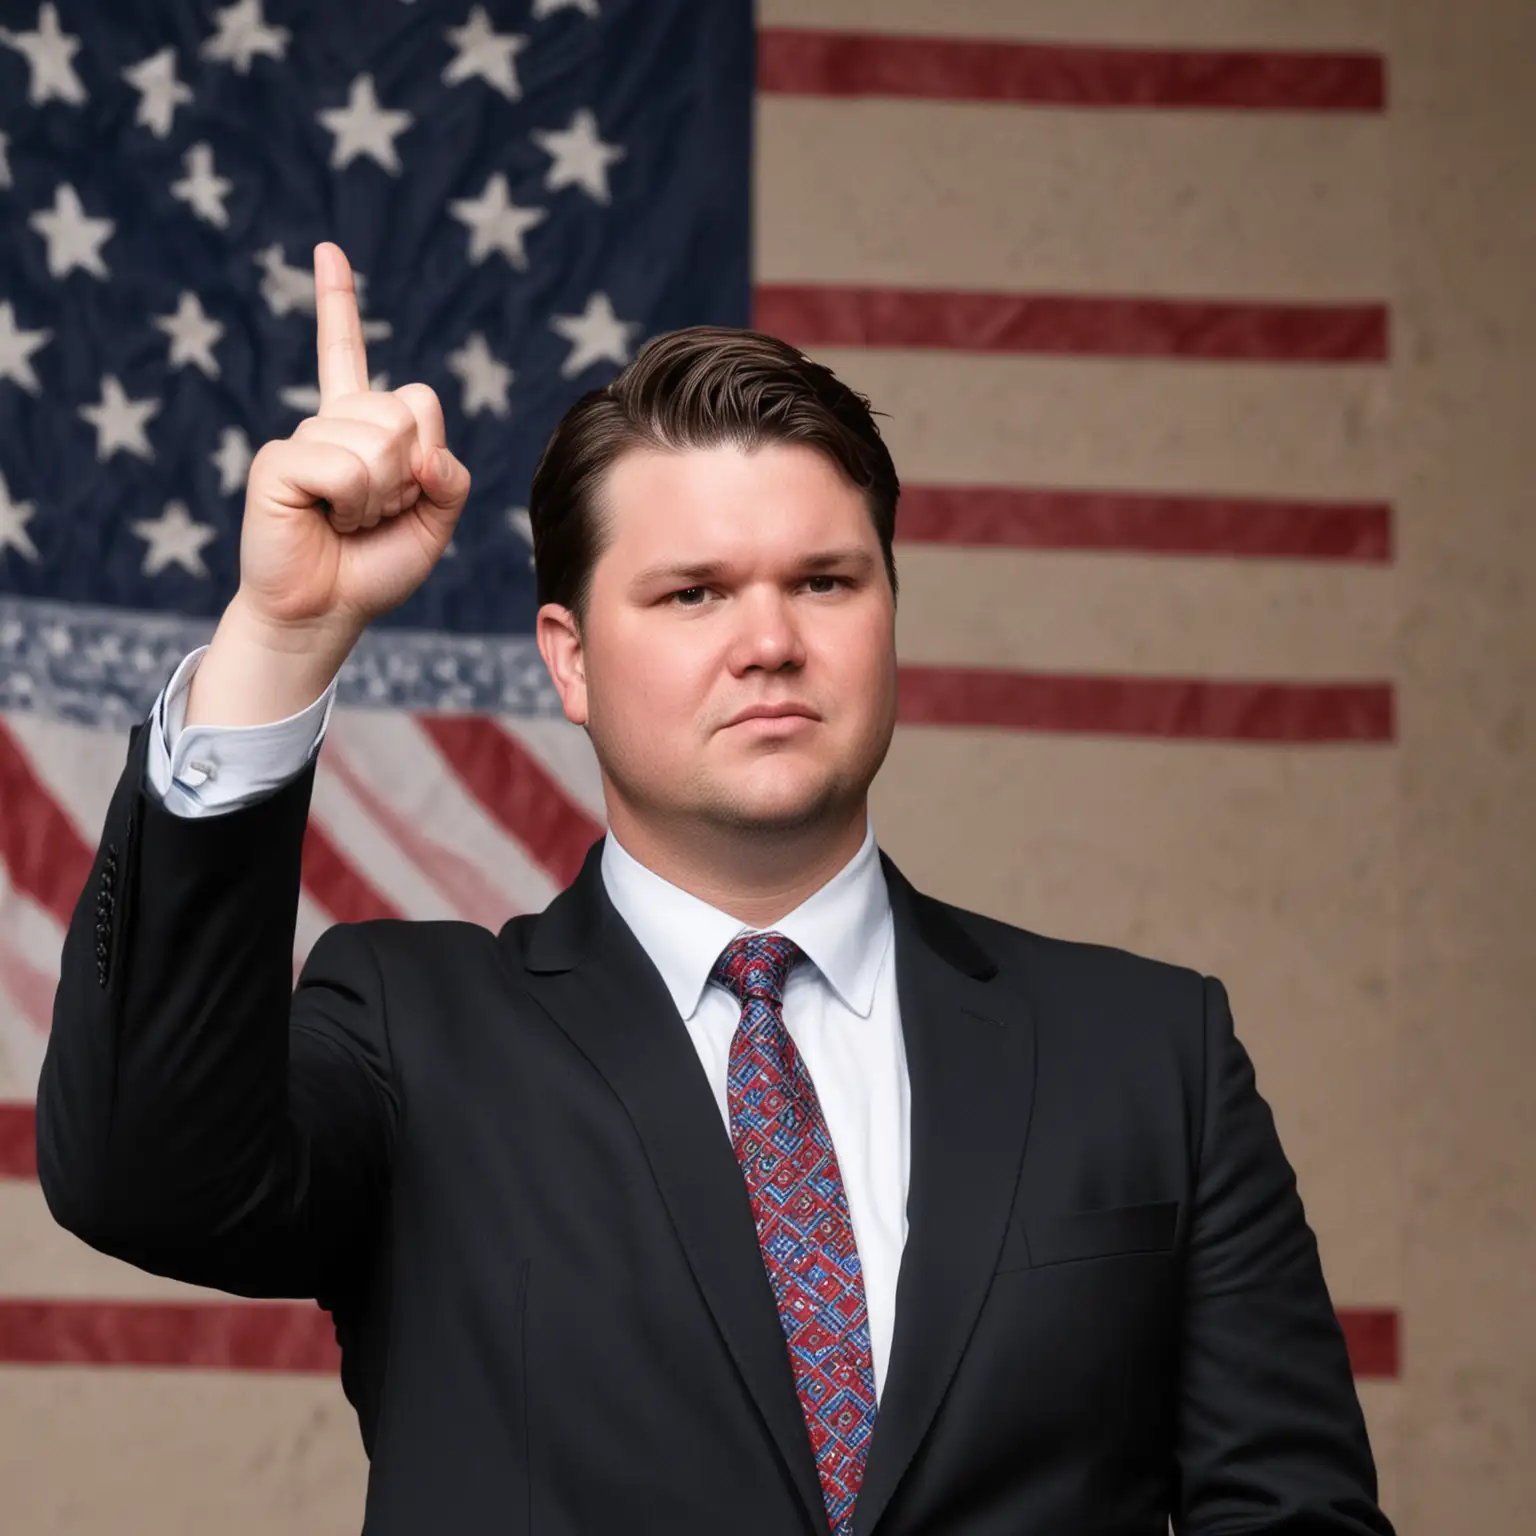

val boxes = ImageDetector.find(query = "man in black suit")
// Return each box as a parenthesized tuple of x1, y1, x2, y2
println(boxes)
(38, 242, 1394, 1535)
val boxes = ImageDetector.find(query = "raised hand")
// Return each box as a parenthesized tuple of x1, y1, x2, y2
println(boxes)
(235, 241, 471, 637)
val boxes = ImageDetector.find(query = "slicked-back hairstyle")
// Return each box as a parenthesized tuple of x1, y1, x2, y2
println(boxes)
(527, 325, 900, 630)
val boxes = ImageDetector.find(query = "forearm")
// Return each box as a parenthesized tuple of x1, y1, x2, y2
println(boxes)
(185, 590, 359, 727)
(1173, 976, 1394, 1534)
(38, 722, 318, 1252)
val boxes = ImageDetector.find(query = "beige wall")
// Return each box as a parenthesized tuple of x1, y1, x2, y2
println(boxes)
(1391, 0, 1536, 1526)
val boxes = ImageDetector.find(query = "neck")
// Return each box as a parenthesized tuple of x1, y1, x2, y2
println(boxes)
(603, 802, 870, 929)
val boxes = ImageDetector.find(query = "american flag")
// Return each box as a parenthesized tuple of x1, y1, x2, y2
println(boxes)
(0, 0, 751, 1076)
(0, 1, 1400, 1526)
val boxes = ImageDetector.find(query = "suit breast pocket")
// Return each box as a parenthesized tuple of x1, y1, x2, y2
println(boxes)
(996, 1199, 1180, 1272)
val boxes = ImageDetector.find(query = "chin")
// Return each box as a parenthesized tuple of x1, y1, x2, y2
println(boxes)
(708, 767, 851, 832)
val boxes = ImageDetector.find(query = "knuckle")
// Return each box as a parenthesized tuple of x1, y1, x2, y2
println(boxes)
(345, 449, 374, 487)
(333, 450, 372, 502)
(394, 381, 439, 414)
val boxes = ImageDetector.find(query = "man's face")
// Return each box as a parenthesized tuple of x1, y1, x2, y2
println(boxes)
(543, 440, 898, 839)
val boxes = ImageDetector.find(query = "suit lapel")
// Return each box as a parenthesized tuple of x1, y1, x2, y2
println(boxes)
(850, 854, 1037, 1536)
(515, 838, 832, 1536)
(511, 837, 1036, 1536)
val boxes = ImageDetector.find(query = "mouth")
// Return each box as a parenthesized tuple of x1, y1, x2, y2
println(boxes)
(724, 702, 821, 729)
(728, 713, 817, 734)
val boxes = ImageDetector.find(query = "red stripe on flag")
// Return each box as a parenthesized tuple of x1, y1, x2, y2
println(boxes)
(757, 28, 1387, 112)
(0, 719, 94, 925)
(417, 716, 603, 888)
(898, 666, 1394, 742)
(323, 747, 519, 929)
(0, 1296, 1398, 1378)
(898, 485, 1393, 561)
(0, 1299, 340, 1373)
(0, 1102, 36, 1179)
(754, 284, 1389, 361)
(0, 934, 56, 1035)
(1337, 1306, 1400, 1379)
(300, 821, 402, 924)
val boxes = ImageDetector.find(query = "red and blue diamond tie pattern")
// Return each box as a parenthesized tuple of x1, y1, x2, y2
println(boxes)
(710, 931, 878, 1536)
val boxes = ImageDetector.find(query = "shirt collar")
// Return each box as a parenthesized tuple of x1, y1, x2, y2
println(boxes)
(599, 813, 892, 1023)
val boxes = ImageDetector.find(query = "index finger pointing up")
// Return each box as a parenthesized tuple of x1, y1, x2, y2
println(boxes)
(315, 241, 370, 407)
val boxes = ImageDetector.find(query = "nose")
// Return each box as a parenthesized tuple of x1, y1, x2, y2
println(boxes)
(729, 586, 807, 674)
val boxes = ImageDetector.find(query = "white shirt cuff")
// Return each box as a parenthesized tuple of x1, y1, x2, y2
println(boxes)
(143, 645, 337, 818)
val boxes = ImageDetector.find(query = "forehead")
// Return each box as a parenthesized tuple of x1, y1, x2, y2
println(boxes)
(598, 441, 873, 552)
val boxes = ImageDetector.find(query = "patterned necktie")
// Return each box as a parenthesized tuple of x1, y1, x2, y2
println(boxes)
(710, 931, 878, 1536)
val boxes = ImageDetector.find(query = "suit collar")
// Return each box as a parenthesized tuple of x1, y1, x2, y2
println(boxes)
(524, 831, 994, 986)
(517, 834, 1033, 1536)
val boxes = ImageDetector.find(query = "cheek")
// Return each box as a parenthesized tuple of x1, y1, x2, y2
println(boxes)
(821, 611, 893, 692)
(602, 628, 715, 722)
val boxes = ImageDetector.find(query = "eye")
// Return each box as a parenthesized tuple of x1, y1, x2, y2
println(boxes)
(667, 586, 712, 606)
(806, 575, 848, 594)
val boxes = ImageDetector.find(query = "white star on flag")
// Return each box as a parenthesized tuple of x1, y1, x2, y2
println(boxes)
(122, 46, 194, 138)
(79, 376, 160, 463)
(0, 468, 40, 564)
(0, 301, 52, 394)
(279, 376, 389, 415)
(28, 184, 115, 280)
(131, 501, 218, 579)
(551, 291, 641, 377)
(319, 73, 414, 174)
(254, 243, 319, 316)
(446, 332, 514, 417)
(252, 245, 391, 340)
(200, 0, 289, 75)
(532, 108, 625, 204)
(0, 3, 86, 107)
(443, 7, 528, 101)
(507, 506, 535, 566)
(171, 143, 235, 229)
(532, 0, 599, 18)
(211, 426, 253, 496)
(153, 292, 225, 379)
(450, 173, 548, 270)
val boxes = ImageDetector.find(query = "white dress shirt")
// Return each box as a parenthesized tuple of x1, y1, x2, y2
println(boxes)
(143, 646, 913, 1400)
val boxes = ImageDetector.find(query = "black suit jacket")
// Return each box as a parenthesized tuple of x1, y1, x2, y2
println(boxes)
(37, 719, 1394, 1535)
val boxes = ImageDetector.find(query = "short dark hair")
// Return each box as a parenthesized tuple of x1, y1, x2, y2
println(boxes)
(527, 325, 900, 629)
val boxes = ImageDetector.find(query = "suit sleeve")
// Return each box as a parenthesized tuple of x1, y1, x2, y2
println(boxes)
(1172, 975, 1395, 1535)
(36, 717, 396, 1306)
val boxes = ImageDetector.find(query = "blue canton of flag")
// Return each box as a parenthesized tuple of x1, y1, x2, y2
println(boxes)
(0, 0, 753, 727)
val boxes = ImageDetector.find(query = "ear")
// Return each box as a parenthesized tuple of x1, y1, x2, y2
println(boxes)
(535, 603, 589, 726)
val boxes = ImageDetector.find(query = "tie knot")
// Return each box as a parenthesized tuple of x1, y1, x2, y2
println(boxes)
(710, 930, 804, 1007)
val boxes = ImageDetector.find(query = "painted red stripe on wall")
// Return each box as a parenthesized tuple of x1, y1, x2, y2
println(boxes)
(897, 485, 1393, 561)
(0, 1299, 341, 1374)
(757, 28, 1387, 112)
(0, 1298, 1400, 1379)
(0, 1102, 36, 1179)
(898, 666, 1395, 743)
(1337, 1306, 1400, 1380)
(754, 284, 1389, 362)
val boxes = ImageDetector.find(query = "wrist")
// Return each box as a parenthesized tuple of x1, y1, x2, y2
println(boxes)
(184, 593, 359, 728)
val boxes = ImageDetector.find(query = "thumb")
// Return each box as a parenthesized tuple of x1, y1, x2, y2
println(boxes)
(418, 445, 471, 517)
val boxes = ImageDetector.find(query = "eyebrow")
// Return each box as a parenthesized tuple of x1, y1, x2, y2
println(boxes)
(628, 546, 878, 593)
